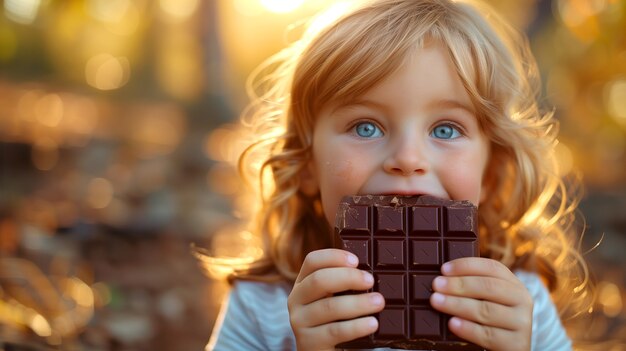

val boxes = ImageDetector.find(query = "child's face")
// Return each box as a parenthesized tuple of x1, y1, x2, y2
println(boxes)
(306, 42, 491, 225)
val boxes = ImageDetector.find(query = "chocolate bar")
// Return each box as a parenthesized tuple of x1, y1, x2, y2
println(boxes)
(334, 195, 484, 350)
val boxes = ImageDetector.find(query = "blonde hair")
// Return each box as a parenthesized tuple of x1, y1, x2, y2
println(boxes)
(223, 0, 592, 322)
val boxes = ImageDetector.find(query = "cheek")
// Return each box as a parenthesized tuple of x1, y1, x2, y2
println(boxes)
(315, 148, 372, 224)
(328, 160, 354, 180)
(440, 151, 488, 205)
(317, 159, 356, 224)
(316, 143, 370, 187)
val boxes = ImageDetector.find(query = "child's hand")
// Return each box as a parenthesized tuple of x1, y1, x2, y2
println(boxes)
(430, 257, 533, 351)
(287, 248, 385, 351)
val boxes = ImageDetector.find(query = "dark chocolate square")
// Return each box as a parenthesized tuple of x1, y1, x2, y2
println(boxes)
(375, 239, 406, 269)
(410, 206, 441, 235)
(376, 308, 407, 339)
(375, 206, 404, 235)
(410, 274, 436, 303)
(342, 205, 370, 235)
(342, 238, 371, 270)
(375, 273, 407, 304)
(410, 239, 440, 269)
(411, 308, 442, 339)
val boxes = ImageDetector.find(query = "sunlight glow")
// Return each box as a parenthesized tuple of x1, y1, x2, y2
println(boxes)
(306, 2, 352, 37)
(159, 0, 199, 20)
(234, 0, 264, 17)
(4, 0, 41, 25)
(88, 0, 131, 23)
(260, 0, 305, 14)
(606, 79, 626, 124)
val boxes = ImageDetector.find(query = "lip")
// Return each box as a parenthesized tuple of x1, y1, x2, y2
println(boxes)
(369, 191, 434, 197)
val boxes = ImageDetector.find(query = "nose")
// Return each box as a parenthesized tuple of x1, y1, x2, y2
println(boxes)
(383, 136, 429, 176)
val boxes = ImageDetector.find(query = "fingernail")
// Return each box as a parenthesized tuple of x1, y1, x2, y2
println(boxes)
(363, 272, 374, 284)
(450, 317, 462, 329)
(432, 292, 445, 305)
(433, 276, 447, 290)
(370, 294, 383, 306)
(347, 254, 358, 266)
(441, 262, 452, 274)
(368, 317, 378, 329)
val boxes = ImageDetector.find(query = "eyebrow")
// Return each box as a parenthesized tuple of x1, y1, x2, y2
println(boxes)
(428, 99, 476, 115)
(333, 98, 476, 115)
(331, 99, 387, 113)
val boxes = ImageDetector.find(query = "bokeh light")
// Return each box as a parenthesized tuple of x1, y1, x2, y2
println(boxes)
(159, 0, 200, 21)
(85, 54, 131, 90)
(204, 125, 240, 163)
(3, 0, 41, 25)
(90, 0, 141, 36)
(29, 314, 52, 337)
(88, 0, 132, 23)
(598, 281, 623, 318)
(35, 94, 64, 128)
(127, 105, 186, 159)
(86, 178, 114, 209)
(606, 79, 626, 124)
(260, 0, 305, 14)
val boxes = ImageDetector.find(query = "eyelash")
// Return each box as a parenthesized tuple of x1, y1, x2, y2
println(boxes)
(350, 120, 384, 138)
(348, 120, 467, 139)
(430, 122, 466, 139)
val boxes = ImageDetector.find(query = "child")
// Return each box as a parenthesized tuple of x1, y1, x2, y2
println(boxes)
(206, 0, 592, 350)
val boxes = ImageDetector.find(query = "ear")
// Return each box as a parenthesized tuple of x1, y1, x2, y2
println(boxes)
(299, 161, 319, 196)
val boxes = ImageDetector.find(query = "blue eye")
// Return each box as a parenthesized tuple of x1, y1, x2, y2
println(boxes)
(354, 122, 383, 138)
(431, 124, 461, 139)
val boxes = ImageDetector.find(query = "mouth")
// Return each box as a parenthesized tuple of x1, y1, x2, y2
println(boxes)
(369, 191, 434, 197)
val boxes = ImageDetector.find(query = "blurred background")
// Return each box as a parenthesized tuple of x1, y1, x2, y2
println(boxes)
(0, 0, 624, 350)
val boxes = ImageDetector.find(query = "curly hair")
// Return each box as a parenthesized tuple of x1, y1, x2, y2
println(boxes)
(215, 0, 592, 322)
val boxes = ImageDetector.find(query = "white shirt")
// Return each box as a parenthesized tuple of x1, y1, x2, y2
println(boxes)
(206, 270, 572, 351)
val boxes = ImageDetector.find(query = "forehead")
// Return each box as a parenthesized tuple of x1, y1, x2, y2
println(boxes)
(322, 41, 475, 114)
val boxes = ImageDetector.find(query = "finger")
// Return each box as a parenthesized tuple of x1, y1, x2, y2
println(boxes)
(447, 317, 530, 351)
(299, 316, 378, 349)
(294, 267, 374, 305)
(430, 293, 526, 330)
(296, 249, 359, 284)
(432, 275, 529, 306)
(292, 293, 385, 328)
(442, 257, 521, 285)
